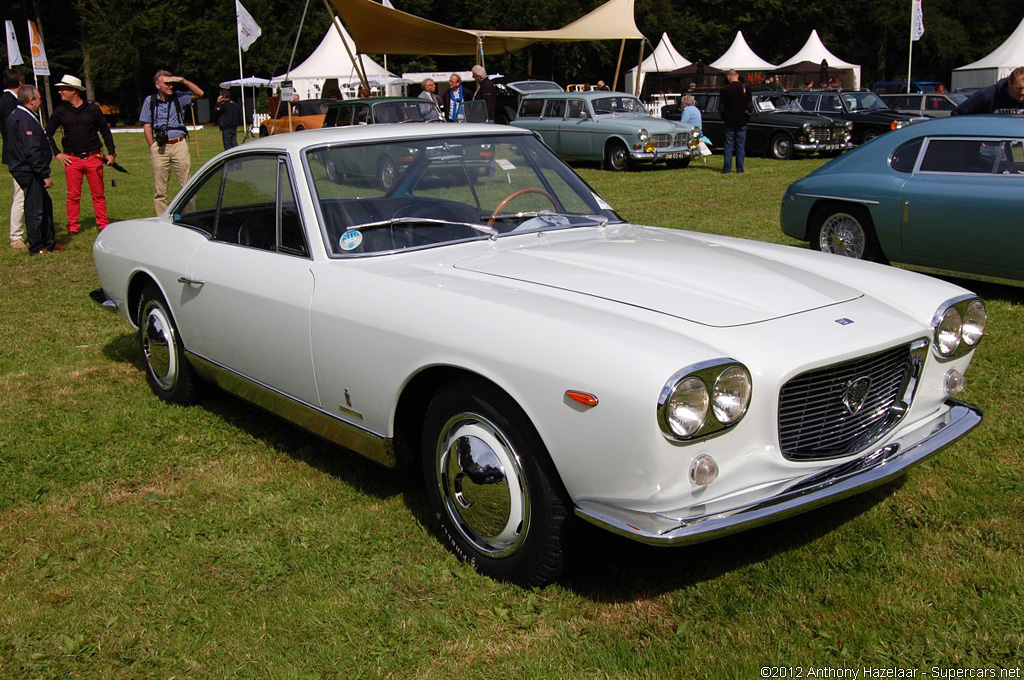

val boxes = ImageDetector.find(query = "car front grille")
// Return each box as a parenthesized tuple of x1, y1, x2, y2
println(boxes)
(812, 126, 833, 142)
(778, 342, 924, 461)
(673, 133, 691, 147)
(650, 133, 673, 149)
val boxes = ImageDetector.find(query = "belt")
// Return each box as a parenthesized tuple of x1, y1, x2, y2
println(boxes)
(70, 151, 102, 158)
(165, 137, 186, 144)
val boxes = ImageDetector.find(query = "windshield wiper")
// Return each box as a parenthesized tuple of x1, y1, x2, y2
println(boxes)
(346, 216, 498, 238)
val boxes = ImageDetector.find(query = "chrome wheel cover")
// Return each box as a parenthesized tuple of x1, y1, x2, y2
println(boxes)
(609, 144, 628, 171)
(819, 212, 867, 259)
(434, 413, 529, 558)
(141, 300, 179, 392)
(380, 158, 396, 189)
(773, 136, 793, 159)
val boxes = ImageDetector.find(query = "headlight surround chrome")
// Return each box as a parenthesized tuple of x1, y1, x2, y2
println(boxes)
(637, 128, 650, 142)
(659, 359, 752, 441)
(932, 296, 986, 359)
(690, 125, 701, 140)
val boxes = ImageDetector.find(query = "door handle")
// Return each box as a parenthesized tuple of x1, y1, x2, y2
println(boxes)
(178, 277, 205, 288)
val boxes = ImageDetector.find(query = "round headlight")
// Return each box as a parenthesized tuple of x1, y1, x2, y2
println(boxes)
(961, 300, 987, 346)
(665, 377, 708, 437)
(846, 121, 854, 130)
(935, 307, 963, 357)
(802, 123, 812, 132)
(691, 126, 700, 139)
(638, 128, 650, 142)
(712, 366, 752, 425)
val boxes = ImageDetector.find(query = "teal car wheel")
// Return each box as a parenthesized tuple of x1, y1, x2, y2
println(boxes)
(811, 204, 885, 263)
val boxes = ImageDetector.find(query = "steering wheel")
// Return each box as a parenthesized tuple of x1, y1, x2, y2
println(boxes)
(488, 188, 559, 226)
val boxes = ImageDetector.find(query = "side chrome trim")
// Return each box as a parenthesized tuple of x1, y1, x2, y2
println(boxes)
(186, 352, 395, 467)
(791, 193, 880, 206)
(575, 399, 981, 545)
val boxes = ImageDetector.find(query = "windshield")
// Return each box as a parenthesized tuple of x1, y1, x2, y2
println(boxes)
(754, 94, 806, 113)
(843, 92, 891, 112)
(508, 81, 562, 93)
(306, 134, 620, 256)
(591, 96, 645, 115)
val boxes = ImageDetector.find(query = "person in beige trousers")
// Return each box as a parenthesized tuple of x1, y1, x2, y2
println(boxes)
(139, 70, 203, 215)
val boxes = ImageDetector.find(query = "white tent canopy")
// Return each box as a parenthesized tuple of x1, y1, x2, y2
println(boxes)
(626, 33, 691, 93)
(710, 31, 776, 71)
(952, 15, 1024, 90)
(776, 30, 861, 90)
(271, 17, 396, 99)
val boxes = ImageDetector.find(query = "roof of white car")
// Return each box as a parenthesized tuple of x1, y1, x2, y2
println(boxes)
(235, 123, 532, 154)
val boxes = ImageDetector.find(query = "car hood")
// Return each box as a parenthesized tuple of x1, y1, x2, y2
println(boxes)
(453, 227, 862, 327)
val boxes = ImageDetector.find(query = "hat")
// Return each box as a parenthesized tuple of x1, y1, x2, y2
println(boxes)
(56, 75, 85, 91)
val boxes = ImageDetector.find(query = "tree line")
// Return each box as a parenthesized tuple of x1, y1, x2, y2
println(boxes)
(6, 0, 1021, 117)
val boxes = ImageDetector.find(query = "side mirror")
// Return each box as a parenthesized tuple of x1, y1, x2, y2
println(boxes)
(580, 111, 589, 120)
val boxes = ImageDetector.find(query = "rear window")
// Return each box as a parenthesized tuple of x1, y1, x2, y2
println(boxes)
(518, 98, 544, 118)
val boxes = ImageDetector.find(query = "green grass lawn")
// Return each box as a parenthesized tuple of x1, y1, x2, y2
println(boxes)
(1, 128, 1021, 678)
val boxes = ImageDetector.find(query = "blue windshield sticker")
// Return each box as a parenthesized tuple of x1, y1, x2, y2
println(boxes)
(340, 230, 363, 251)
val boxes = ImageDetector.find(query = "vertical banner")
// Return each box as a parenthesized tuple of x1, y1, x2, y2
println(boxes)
(911, 0, 925, 41)
(27, 20, 49, 76)
(5, 20, 23, 67)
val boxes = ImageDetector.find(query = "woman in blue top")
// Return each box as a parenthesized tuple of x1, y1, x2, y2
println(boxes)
(679, 95, 702, 130)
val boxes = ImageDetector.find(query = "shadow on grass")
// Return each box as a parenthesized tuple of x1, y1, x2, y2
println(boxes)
(561, 478, 905, 601)
(100, 330, 912, 598)
(101, 331, 401, 502)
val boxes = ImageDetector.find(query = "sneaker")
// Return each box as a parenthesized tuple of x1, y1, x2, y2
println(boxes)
(52, 243, 69, 252)
(10, 240, 27, 250)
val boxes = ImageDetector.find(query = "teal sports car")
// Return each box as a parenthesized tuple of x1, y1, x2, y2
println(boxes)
(781, 115, 1024, 284)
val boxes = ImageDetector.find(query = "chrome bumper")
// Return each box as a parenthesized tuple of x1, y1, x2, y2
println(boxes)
(575, 399, 981, 546)
(89, 288, 119, 312)
(794, 141, 853, 152)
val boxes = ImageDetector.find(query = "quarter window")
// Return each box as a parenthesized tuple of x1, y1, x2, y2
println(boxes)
(890, 138, 923, 173)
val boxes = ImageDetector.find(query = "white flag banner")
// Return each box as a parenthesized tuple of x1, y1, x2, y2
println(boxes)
(382, 0, 395, 8)
(236, 0, 262, 52)
(5, 20, 23, 67)
(911, 0, 925, 41)
(27, 21, 49, 76)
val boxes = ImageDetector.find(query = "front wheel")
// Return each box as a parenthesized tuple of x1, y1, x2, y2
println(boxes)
(258, 126, 269, 138)
(770, 133, 795, 160)
(604, 140, 631, 171)
(811, 204, 885, 263)
(378, 155, 397, 191)
(136, 283, 200, 404)
(421, 379, 572, 586)
(861, 128, 883, 144)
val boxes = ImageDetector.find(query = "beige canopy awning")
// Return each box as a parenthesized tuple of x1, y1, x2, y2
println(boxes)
(327, 0, 644, 56)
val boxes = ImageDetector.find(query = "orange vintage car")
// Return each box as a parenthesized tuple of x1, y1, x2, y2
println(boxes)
(258, 98, 331, 136)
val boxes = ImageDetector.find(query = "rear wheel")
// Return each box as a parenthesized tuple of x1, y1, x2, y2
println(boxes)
(421, 378, 572, 586)
(811, 204, 885, 263)
(604, 140, 631, 172)
(770, 133, 795, 160)
(258, 125, 269, 138)
(136, 283, 200, 404)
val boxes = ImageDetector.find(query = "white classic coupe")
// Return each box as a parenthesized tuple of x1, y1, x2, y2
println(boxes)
(92, 123, 985, 586)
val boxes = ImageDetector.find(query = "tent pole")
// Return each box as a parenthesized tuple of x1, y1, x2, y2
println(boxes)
(613, 39, 625, 91)
(634, 40, 645, 96)
(321, 0, 369, 94)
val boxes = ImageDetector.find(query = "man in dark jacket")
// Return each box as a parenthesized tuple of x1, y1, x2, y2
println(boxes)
(6, 85, 61, 255)
(952, 67, 1024, 115)
(215, 88, 242, 150)
(718, 69, 753, 174)
(46, 74, 117, 234)
(1, 68, 27, 249)
(471, 65, 496, 122)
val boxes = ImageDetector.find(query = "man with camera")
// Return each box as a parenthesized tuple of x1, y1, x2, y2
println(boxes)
(139, 70, 203, 215)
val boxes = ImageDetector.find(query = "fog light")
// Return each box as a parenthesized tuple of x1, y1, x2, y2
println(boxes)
(690, 454, 719, 486)
(645, 141, 656, 153)
(944, 369, 965, 395)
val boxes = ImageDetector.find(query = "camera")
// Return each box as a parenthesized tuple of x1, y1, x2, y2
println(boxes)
(154, 128, 169, 146)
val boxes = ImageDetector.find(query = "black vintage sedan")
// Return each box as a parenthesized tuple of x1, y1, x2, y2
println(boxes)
(667, 91, 851, 160)
(796, 90, 927, 144)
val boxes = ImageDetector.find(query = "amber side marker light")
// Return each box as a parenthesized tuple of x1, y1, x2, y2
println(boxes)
(565, 390, 599, 407)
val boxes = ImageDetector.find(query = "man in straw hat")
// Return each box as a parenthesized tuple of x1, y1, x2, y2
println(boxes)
(45, 74, 116, 235)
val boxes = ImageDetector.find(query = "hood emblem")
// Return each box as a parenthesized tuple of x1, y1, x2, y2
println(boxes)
(835, 318, 855, 325)
(842, 377, 872, 415)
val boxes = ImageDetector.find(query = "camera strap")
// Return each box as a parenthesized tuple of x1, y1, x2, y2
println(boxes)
(149, 93, 188, 137)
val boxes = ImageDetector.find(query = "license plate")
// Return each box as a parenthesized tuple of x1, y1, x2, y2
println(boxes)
(662, 152, 688, 159)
